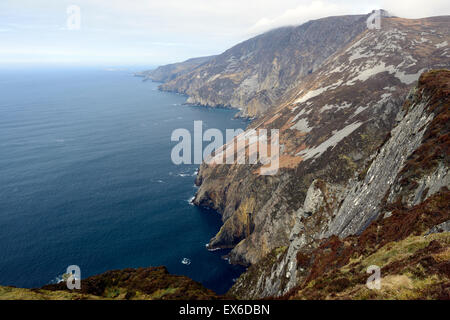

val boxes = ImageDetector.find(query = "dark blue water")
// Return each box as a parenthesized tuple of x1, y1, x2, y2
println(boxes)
(0, 67, 247, 294)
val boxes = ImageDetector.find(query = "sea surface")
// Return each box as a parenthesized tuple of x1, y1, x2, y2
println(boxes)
(0, 67, 247, 294)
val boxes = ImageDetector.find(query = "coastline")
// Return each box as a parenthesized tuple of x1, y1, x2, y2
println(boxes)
(0, 69, 247, 295)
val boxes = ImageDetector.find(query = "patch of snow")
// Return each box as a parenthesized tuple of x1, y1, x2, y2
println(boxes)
(345, 34, 370, 53)
(320, 104, 335, 112)
(353, 106, 369, 116)
(295, 81, 342, 104)
(345, 61, 425, 86)
(320, 102, 352, 113)
(291, 107, 311, 122)
(329, 64, 345, 74)
(290, 118, 312, 132)
(348, 47, 374, 62)
(436, 41, 448, 49)
(295, 85, 331, 104)
(396, 68, 427, 85)
(296, 122, 363, 160)
(398, 55, 418, 69)
(381, 92, 392, 100)
(345, 62, 391, 85)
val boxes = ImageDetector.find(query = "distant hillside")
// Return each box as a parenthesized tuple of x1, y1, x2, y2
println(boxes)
(137, 56, 215, 83)
(148, 14, 369, 117)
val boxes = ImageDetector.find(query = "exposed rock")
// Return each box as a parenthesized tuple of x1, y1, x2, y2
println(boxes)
(229, 70, 450, 299)
(195, 17, 450, 266)
(427, 220, 450, 235)
(152, 15, 369, 117)
(231, 187, 450, 299)
(325, 88, 435, 237)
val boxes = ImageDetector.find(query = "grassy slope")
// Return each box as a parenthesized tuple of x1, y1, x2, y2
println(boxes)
(0, 266, 222, 300)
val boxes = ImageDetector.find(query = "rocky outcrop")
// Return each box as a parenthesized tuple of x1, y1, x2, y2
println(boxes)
(229, 69, 450, 299)
(326, 70, 450, 238)
(427, 220, 450, 235)
(0, 266, 221, 300)
(194, 16, 450, 267)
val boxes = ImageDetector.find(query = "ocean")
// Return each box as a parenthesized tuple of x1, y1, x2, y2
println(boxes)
(0, 67, 247, 294)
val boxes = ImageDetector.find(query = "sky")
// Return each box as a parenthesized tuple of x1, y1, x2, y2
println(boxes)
(0, 0, 449, 67)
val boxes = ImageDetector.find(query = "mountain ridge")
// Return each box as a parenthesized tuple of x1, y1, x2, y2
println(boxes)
(192, 15, 449, 268)
(143, 13, 370, 117)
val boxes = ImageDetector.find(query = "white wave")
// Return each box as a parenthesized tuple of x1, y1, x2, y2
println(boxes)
(187, 196, 195, 205)
(178, 173, 190, 177)
(49, 275, 64, 285)
(205, 243, 221, 252)
(48, 273, 80, 285)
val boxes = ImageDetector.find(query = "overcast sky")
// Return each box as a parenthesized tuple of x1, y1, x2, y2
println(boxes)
(1, 0, 449, 67)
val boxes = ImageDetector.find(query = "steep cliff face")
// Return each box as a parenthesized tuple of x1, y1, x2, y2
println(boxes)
(229, 70, 450, 299)
(231, 192, 450, 299)
(157, 14, 368, 117)
(194, 16, 450, 267)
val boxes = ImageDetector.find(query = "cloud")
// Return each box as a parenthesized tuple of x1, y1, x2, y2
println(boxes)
(245, 0, 450, 36)
(247, 1, 354, 35)
(380, 0, 450, 19)
(1, 0, 449, 65)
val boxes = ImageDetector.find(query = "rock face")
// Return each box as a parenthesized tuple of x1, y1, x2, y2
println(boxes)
(325, 87, 440, 238)
(154, 14, 369, 117)
(229, 69, 450, 299)
(194, 15, 450, 267)
(427, 220, 450, 235)
(137, 13, 449, 300)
